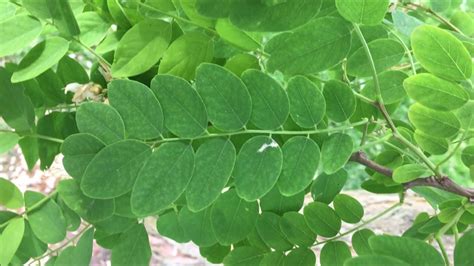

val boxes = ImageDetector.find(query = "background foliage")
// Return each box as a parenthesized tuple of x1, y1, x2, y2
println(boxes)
(1, 0, 474, 265)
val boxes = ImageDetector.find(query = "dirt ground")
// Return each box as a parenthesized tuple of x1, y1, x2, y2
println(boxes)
(0, 148, 452, 265)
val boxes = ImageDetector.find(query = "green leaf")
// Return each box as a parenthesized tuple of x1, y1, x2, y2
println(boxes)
(321, 133, 353, 174)
(0, 178, 23, 209)
(283, 248, 316, 266)
(0, 68, 35, 131)
(11, 37, 69, 83)
(200, 244, 230, 264)
(224, 53, 259, 76)
(25, 191, 66, 244)
(15, 220, 48, 260)
(229, 0, 322, 32)
(287, 76, 326, 128)
(108, 79, 164, 140)
(46, 0, 80, 37)
(430, 0, 451, 12)
(159, 32, 214, 80)
(195, 63, 252, 131)
(0, 132, 19, 155)
(132, 142, 194, 216)
(333, 194, 364, 224)
(352, 229, 376, 255)
(233, 136, 283, 201)
(404, 73, 469, 111)
(215, 19, 261, 51)
(81, 140, 152, 199)
(61, 133, 106, 180)
(0, 218, 24, 265)
(266, 17, 351, 75)
(368, 235, 444, 265)
(279, 212, 316, 247)
(392, 10, 423, 37)
(454, 229, 474, 266)
(408, 103, 460, 138)
(260, 252, 285, 266)
(278, 136, 320, 196)
(76, 102, 125, 145)
(210, 189, 258, 245)
(256, 212, 293, 251)
(54, 228, 93, 266)
(156, 211, 190, 243)
(345, 255, 410, 266)
(0, 15, 42, 57)
(111, 224, 151, 266)
(393, 164, 431, 183)
(362, 70, 408, 105)
(241, 70, 289, 130)
(456, 101, 474, 130)
(347, 39, 405, 77)
(195, 0, 230, 18)
(76, 12, 110, 47)
(335, 0, 389, 25)
(311, 170, 348, 204)
(178, 206, 217, 247)
(186, 138, 236, 212)
(323, 80, 356, 122)
(320, 241, 352, 266)
(0, 2, 16, 22)
(260, 186, 304, 216)
(411, 25, 472, 81)
(111, 19, 172, 77)
(304, 202, 341, 237)
(57, 56, 89, 84)
(151, 75, 208, 138)
(58, 179, 114, 223)
(414, 130, 448, 155)
(461, 146, 474, 167)
(223, 246, 265, 266)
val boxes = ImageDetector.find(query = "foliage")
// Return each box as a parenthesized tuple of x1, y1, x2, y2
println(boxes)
(0, 0, 474, 265)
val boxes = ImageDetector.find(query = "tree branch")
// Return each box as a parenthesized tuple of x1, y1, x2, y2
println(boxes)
(350, 151, 474, 200)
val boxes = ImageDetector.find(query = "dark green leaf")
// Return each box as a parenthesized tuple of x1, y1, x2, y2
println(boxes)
(323, 80, 356, 122)
(111, 224, 151, 266)
(321, 133, 353, 174)
(54, 228, 93, 266)
(320, 241, 352, 266)
(311, 170, 348, 204)
(61, 133, 105, 180)
(156, 211, 190, 243)
(345, 255, 410, 266)
(287, 76, 326, 128)
(256, 212, 293, 251)
(279, 212, 316, 247)
(178, 206, 217, 247)
(333, 194, 364, 224)
(46, 0, 80, 37)
(223, 246, 265, 266)
(304, 202, 341, 237)
(260, 186, 304, 216)
(282, 248, 316, 266)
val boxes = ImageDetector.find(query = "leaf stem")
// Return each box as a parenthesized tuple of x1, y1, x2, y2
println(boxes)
(435, 237, 450, 266)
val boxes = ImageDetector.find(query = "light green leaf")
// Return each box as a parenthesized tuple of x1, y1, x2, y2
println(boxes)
(369, 235, 444, 266)
(462, 146, 474, 167)
(46, 0, 80, 37)
(15, 220, 48, 259)
(186, 138, 236, 212)
(132, 142, 194, 216)
(392, 10, 423, 37)
(76, 102, 125, 145)
(333, 194, 364, 224)
(408, 103, 460, 138)
(178, 206, 217, 247)
(76, 12, 110, 47)
(151, 75, 208, 138)
(25, 191, 66, 244)
(404, 73, 469, 111)
(414, 130, 449, 155)
(11, 37, 69, 83)
(0, 15, 42, 57)
(363, 70, 408, 104)
(347, 39, 405, 77)
(352, 229, 376, 255)
(195, 63, 252, 131)
(311, 170, 348, 204)
(279, 212, 316, 247)
(81, 140, 152, 199)
(22, 0, 51, 19)
(260, 187, 304, 215)
(283, 248, 316, 266)
(393, 164, 431, 183)
(0, 2, 16, 22)
(157, 211, 190, 243)
(195, 0, 230, 18)
(58, 179, 114, 223)
(321, 133, 353, 174)
(61, 133, 105, 180)
(456, 101, 474, 130)
(256, 212, 292, 251)
(200, 244, 230, 264)
(224, 53, 259, 76)
(223, 246, 265, 266)
(266, 17, 351, 75)
(108, 79, 164, 140)
(411, 25, 472, 81)
(112, 19, 171, 77)
(54, 228, 94, 266)
(287, 76, 326, 128)
(0, 178, 23, 209)
(278, 136, 320, 196)
(323, 80, 356, 122)
(430, 0, 451, 12)
(0, 218, 24, 265)
(454, 229, 474, 266)
(304, 202, 341, 237)
(210, 189, 258, 245)
(0, 132, 19, 154)
(233, 136, 283, 201)
(242, 70, 289, 130)
(320, 241, 352, 266)
(159, 32, 214, 80)
(215, 19, 261, 51)
(229, 0, 321, 32)
(179, 0, 214, 28)
(111, 224, 151, 266)
(335, 0, 389, 25)
(345, 255, 410, 266)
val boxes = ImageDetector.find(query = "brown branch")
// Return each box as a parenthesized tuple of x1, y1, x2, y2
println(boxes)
(350, 151, 474, 200)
